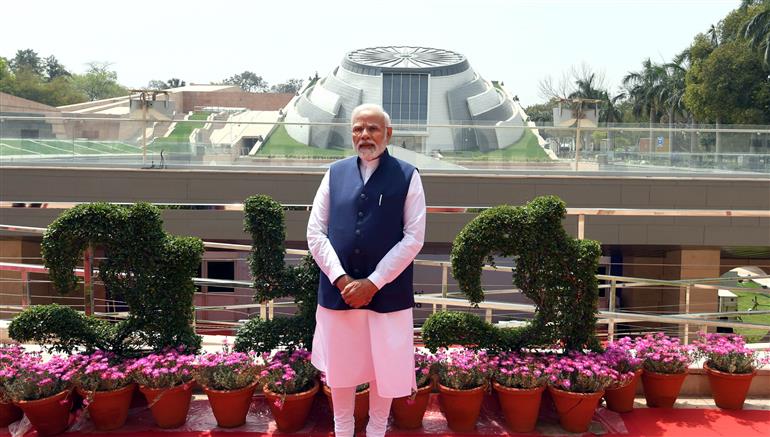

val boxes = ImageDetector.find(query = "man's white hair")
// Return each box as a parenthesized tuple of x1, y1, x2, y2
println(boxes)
(350, 103, 391, 127)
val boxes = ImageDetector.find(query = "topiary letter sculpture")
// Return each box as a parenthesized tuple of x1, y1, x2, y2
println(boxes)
(9, 203, 204, 355)
(422, 195, 602, 352)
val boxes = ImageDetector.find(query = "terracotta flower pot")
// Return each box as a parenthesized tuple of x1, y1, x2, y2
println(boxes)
(548, 386, 604, 434)
(437, 383, 485, 432)
(202, 380, 259, 428)
(264, 380, 319, 432)
(641, 369, 687, 408)
(15, 389, 72, 436)
(0, 400, 23, 427)
(323, 384, 369, 433)
(493, 381, 545, 433)
(77, 384, 135, 431)
(604, 369, 643, 413)
(139, 381, 194, 428)
(391, 381, 433, 430)
(704, 363, 756, 410)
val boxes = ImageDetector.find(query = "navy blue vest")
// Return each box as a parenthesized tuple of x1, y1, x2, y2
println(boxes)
(318, 149, 416, 313)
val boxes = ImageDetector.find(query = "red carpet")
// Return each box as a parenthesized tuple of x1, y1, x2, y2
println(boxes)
(604, 408, 770, 437)
(3, 394, 768, 436)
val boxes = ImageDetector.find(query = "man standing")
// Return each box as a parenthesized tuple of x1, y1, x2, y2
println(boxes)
(307, 104, 426, 437)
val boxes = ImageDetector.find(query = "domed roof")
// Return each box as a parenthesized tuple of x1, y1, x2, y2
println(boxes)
(342, 46, 469, 76)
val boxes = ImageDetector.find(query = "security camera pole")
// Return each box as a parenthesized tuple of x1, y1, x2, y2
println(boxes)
(129, 89, 169, 165)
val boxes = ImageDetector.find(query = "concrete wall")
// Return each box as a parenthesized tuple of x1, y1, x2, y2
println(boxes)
(174, 92, 294, 113)
(1, 168, 769, 247)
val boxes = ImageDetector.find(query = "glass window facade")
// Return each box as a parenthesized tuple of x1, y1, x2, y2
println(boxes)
(382, 73, 428, 128)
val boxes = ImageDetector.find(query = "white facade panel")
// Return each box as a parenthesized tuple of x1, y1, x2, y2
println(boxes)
(281, 46, 538, 155)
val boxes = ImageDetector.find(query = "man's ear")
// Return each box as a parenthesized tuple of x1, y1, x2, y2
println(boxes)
(386, 126, 393, 142)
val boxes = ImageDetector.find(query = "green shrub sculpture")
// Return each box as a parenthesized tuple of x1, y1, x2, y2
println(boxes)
(422, 195, 602, 352)
(9, 203, 204, 355)
(234, 195, 320, 353)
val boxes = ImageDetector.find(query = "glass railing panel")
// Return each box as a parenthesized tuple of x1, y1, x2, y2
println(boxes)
(1, 113, 769, 175)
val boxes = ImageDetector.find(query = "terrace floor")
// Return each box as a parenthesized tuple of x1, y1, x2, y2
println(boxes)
(3, 393, 768, 437)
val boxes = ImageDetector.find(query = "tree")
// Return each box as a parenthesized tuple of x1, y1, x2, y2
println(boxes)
(623, 58, 667, 153)
(43, 55, 70, 81)
(222, 71, 268, 92)
(743, 0, 770, 64)
(147, 79, 169, 90)
(148, 78, 185, 90)
(523, 102, 555, 124)
(0, 57, 10, 82)
(10, 49, 44, 76)
(166, 78, 185, 88)
(685, 40, 770, 124)
(71, 62, 128, 101)
(270, 78, 303, 93)
(685, 40, 770, 153)
(45, 76, 88, 106)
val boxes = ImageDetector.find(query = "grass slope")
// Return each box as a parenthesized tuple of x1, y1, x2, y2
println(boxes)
(257, 125, 352, 158)
(153, 111, 210, 144)
(441, 129, 550, 162)
(733, 281, 770, 342)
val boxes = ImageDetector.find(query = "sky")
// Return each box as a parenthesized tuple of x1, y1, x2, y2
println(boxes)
(1, 0, 741, 106)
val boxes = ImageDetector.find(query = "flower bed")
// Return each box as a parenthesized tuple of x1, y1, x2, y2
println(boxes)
(0, 334, 767, 435)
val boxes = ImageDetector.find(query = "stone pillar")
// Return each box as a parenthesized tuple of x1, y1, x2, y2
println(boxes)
(0, 238, 23, 320)
(664, 248, 721, 340)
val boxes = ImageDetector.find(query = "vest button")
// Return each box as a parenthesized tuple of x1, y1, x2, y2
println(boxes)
(355, 229, 361, 236)
(354, 248, 361, 254)
(353, 268, 360, 274)
(360, 193, 366, 199)
(358, 211, 363, 217)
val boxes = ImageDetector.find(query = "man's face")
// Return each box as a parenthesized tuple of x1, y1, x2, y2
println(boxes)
(351, 110, 392, 161)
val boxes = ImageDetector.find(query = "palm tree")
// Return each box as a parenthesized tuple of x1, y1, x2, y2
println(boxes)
(660, 57, 690, 156)
(568, 72, 605, 121)
(743, 0, 770, 65)
(601, 91, 625, 153)
(623, 59, 666, 159)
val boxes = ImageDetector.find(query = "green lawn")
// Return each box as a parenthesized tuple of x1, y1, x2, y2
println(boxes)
(0, 139, 139, 156)
(733, 281, 770, 342)
(257, 125, 352, 158)
(152, 111, 210, 144)
(440, 129, 551, 162)
(258, 125, 549, 162)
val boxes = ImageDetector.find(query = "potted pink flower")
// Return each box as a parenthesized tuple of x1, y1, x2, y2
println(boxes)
(603, 337, 643, 413)
(435, 347, 492, 432)
(68, 351, 135, 431)
(127, 347, 195, 428)
(193, 347, 262, 428)
(490, 352, 548, 433)
(3, 353, 73, 436)
(693, 332, 766, 409)
(260, 349, 318, 432)
(391, 349, 437, 429)
(635, 333, 694, 408)
(0, 345, 24, 427)
(545, 352, 619, 433)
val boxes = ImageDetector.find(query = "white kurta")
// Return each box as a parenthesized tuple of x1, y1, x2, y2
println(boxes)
(307, 152, 426, 398)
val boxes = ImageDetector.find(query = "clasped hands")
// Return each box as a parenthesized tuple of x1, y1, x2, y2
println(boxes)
(336, 274, 378, 308)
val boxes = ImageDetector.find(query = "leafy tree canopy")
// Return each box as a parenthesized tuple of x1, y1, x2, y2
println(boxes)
(71, 62, 128, 101)
(222, 71, 268, 92)
(10, 49, 44, 76)
(147, 78, 185, 90)
(684, 40, 770, 124)
(270, 78, 303, 93)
